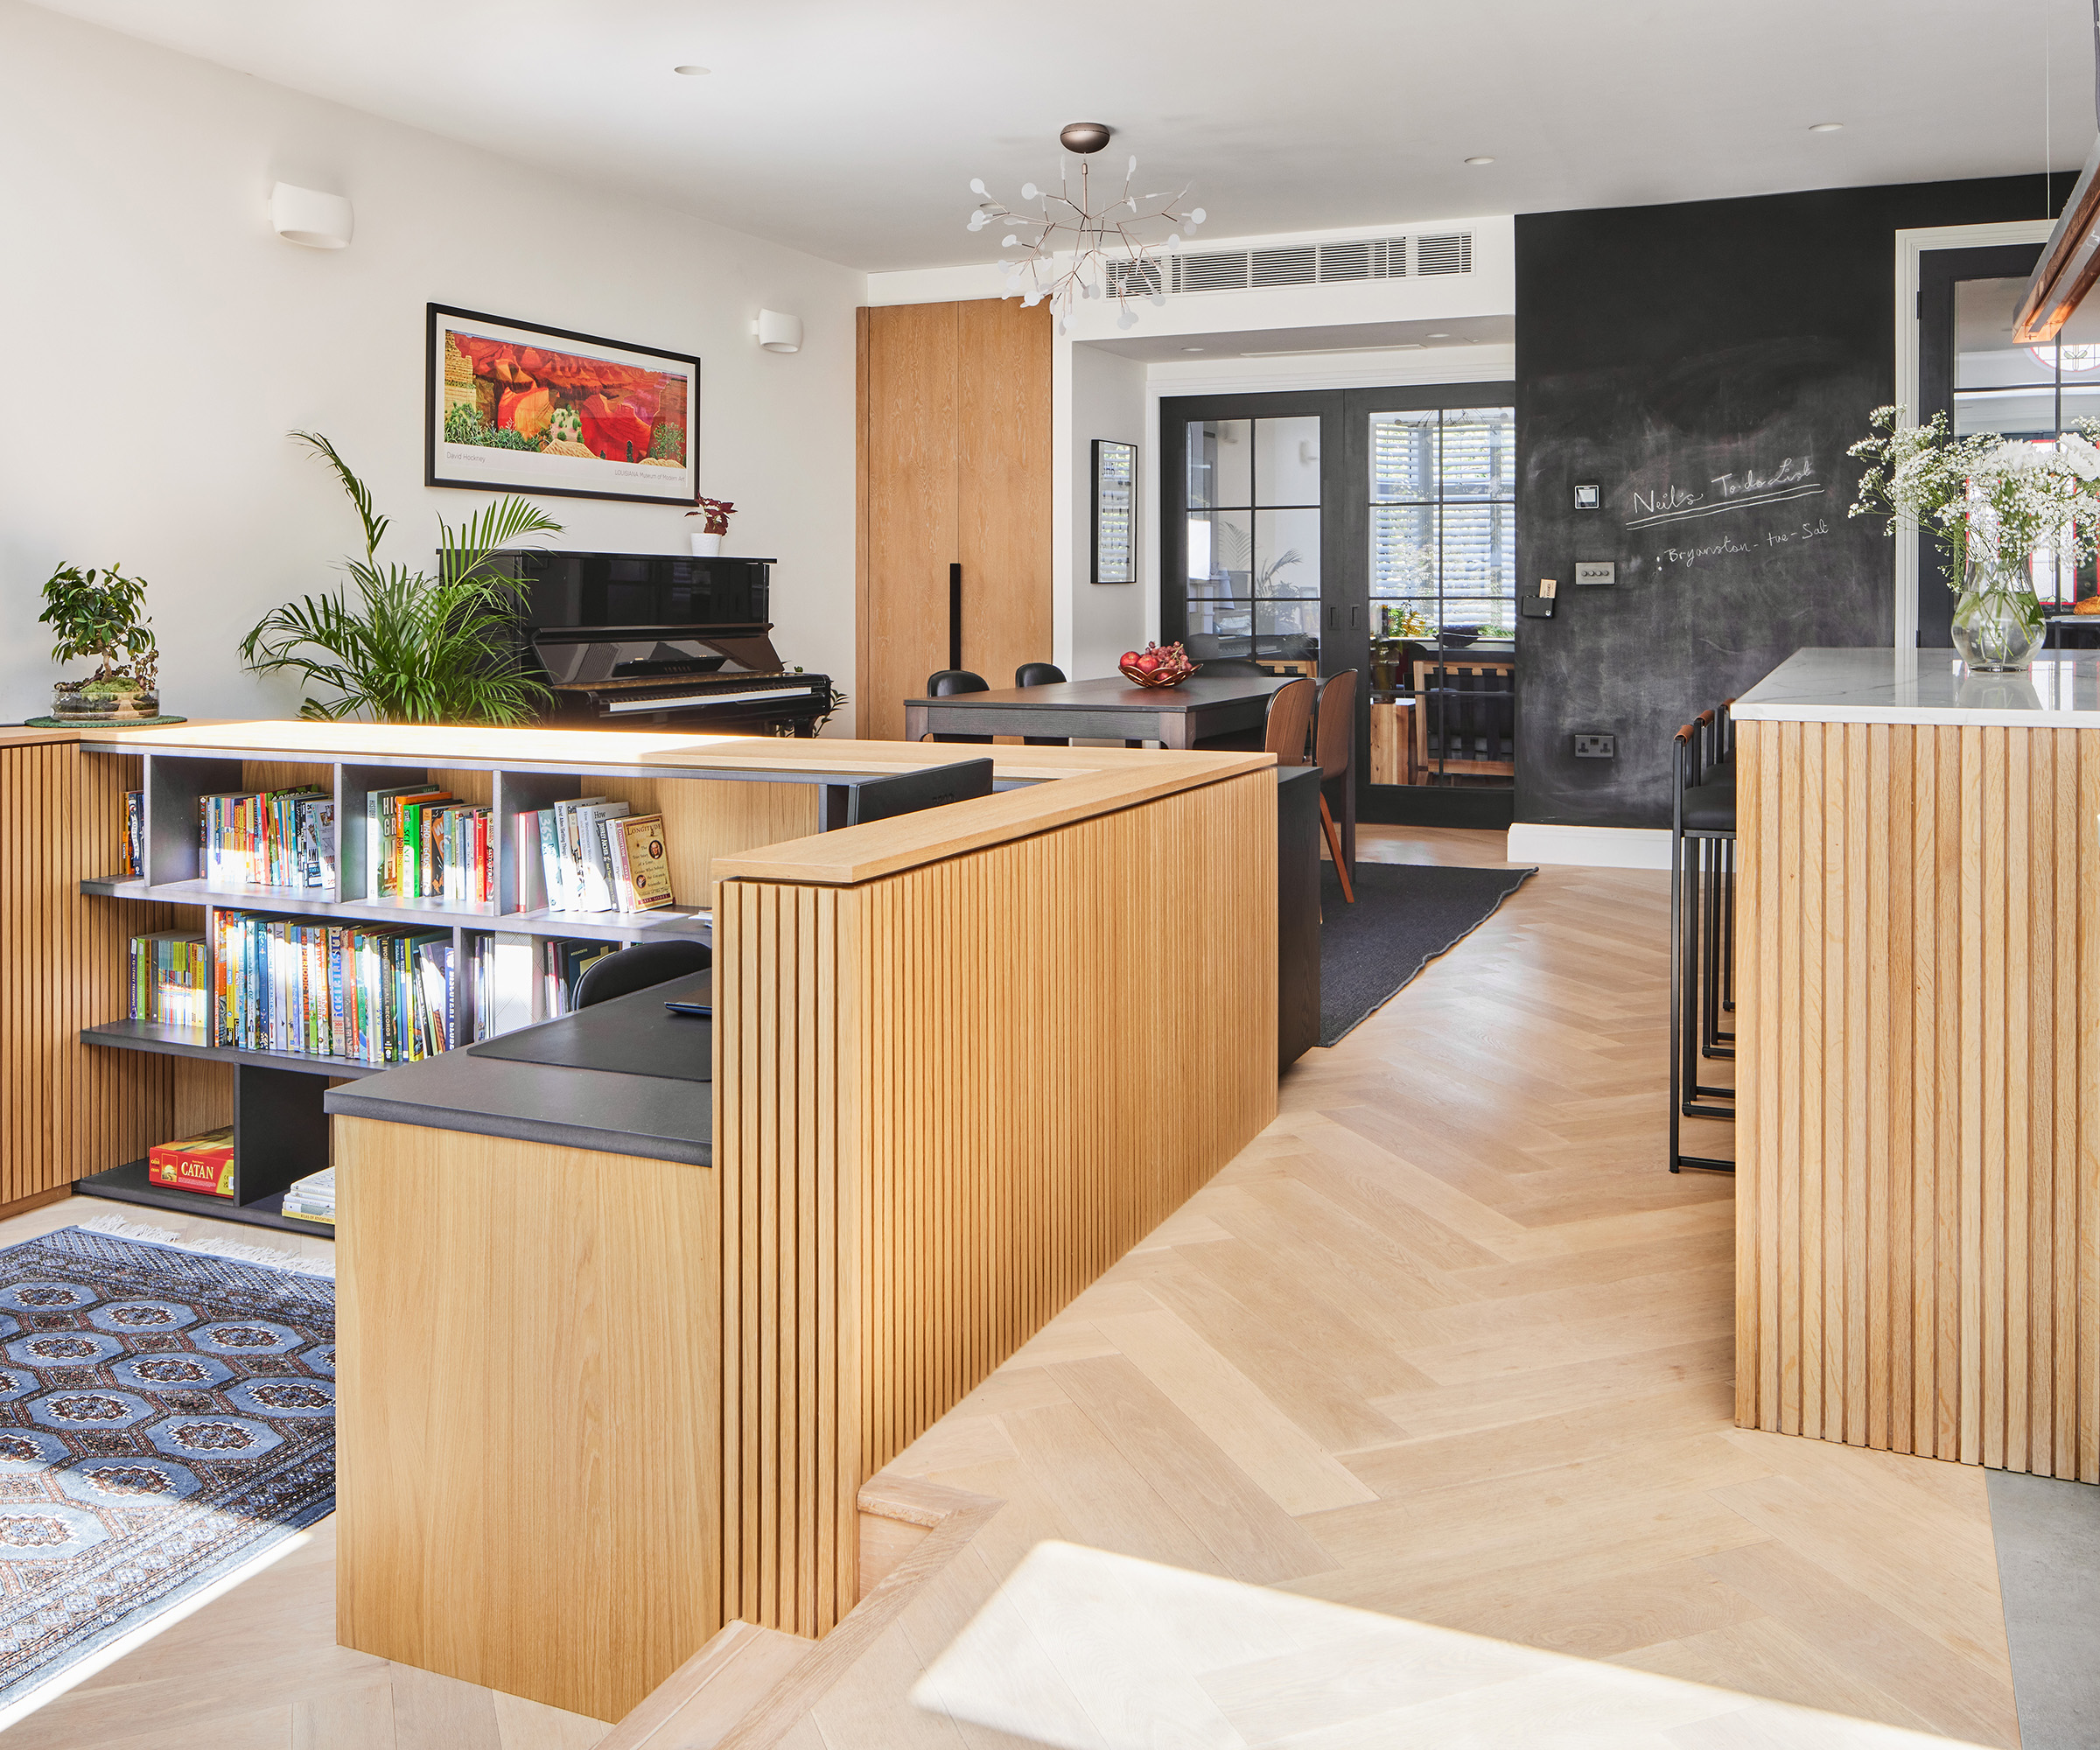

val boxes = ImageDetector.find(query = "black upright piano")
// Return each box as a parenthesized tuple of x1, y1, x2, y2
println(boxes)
(494, 550, 836, 736)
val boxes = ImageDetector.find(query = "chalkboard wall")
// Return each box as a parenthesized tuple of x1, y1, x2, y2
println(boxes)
(1515, 177, 2071, 830)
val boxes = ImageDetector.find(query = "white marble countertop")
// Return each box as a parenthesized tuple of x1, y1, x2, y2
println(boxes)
(1733, 648, 2100, 728)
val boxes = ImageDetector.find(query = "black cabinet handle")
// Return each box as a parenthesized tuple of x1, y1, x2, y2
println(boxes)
(949, 563, 963, 672)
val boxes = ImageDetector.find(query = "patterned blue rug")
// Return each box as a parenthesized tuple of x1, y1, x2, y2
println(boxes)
(0, 1222, 334, 1712)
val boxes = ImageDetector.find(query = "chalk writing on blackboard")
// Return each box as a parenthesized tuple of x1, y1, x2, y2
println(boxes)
(1624, 455, 1827, 530)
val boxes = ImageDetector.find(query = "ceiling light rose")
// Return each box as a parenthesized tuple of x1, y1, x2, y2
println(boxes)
(967, 122, 1205, 336)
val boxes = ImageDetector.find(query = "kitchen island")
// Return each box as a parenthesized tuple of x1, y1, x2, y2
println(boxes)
(1732, 648, 2100, 1482)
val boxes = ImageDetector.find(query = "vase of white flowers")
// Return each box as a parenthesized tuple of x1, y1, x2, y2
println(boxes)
(1851, 406, 2100, 672)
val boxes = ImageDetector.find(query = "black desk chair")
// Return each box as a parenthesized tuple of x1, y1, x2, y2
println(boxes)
(1015, 662, 1068, 746)
(1670, 704, 1735, 1174)
(574, 940, 713, 1011)
(924, 670, 993, 744)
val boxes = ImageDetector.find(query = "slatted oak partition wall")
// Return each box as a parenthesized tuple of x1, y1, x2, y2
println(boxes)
(713, 766, 1278, 1635)
(1735, 718, 2100, 1479)
(0, 737, 173, 1204)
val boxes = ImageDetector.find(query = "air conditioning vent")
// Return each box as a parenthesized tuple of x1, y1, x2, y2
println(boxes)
(1415, 232, 1473, 276)
(1143, 231, 1464, 298)
(1317, 239, 1382, 281)
(1250, 246, 1319, 287)
(1104, 257, 1165, 299)
(1178, 251, 1253, 292)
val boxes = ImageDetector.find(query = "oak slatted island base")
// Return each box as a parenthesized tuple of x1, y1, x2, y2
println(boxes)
(1732, 650, 2100, 1482)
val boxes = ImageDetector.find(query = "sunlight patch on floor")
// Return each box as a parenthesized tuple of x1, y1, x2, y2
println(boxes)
(913, 1541, 1987, 1749)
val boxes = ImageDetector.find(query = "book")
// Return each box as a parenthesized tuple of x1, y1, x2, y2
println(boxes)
(366, 783, 438, 898)
(551, 797, 608, 910)
(610, 814, 675, 912)
(129, 929, 209, 1034)
(575, 801, 632, 912)
(120, 791, 144, 877)
(542, 939, 618, 1016)
(281, 1166, 336, 1224)
(147, 1127, 235, 1199)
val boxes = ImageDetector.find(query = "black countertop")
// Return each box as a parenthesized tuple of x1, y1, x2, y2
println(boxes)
(324, 972, 713, 1166)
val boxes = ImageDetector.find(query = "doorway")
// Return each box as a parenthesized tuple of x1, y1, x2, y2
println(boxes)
(1160, 382, 1518, 828)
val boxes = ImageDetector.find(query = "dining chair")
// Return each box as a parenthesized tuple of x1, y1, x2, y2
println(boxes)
(574, 940, 713, 1010)
(1312, 670, 1357, 903)
(1262, 676, 1317, 768)
(923, 669, 993, 744)
(1014, 662, 1068, 746)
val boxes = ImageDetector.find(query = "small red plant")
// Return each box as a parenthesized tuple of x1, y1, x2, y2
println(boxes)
(686, 497, 736, 536)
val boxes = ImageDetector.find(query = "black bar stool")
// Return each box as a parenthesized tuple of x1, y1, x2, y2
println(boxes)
(1670, 704, 1735, 1173)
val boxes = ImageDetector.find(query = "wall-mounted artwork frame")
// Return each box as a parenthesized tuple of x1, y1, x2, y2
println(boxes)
(425, 303, 700, 506)
(1091, 439, 1138, 584)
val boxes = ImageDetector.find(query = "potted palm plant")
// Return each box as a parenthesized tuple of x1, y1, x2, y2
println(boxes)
(241, 431, 562, 723)
(40, 563, 160, 720)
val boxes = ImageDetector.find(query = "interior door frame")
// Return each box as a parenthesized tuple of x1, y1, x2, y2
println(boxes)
(1159, 382, 1519, 830)
(1914, 242, 2044, 649)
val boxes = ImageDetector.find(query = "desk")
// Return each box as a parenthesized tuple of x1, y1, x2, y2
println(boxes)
(904, 675, 1296, 748)
(1732, 648, 2100, 1481)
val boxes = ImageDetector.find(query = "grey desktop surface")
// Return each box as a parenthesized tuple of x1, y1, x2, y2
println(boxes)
(323, 973, 712, 1167)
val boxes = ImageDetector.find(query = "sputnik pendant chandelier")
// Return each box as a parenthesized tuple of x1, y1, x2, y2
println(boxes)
(967, 121, 1206, 333)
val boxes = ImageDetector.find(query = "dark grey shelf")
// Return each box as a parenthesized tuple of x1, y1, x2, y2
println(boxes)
(80, 1018, 385, 1079)
(74, 1158, 335, 1241)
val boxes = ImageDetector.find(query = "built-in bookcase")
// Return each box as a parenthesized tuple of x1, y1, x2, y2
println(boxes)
(74, 739, 820, 1238)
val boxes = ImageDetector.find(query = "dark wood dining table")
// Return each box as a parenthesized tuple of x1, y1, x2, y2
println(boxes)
(903, 675, 1298, 749)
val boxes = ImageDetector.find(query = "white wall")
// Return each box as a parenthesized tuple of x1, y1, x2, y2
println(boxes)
(1066, 346, 1149, 678)
(0, 1, 865, 730)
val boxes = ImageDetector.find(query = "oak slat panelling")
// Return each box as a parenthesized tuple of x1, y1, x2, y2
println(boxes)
(0, 743, 172, 1199)
(1737, 718, 2099, 1478)
(714, 767, 1277, 1635)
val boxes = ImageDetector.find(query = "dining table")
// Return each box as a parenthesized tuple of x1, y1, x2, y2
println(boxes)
(903, 674, 1299, 749)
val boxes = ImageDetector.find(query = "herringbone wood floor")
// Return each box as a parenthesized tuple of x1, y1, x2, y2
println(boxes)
(0, 830, 2020, 1746)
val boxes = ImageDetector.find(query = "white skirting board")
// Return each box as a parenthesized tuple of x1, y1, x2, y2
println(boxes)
(1505, 822, 1672, 871)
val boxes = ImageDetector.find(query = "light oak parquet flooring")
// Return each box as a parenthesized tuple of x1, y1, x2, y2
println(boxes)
(788, 830, 2020, 1748)
(0, 829, 2019, 1747)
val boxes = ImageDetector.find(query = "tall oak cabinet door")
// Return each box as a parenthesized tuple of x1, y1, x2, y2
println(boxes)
(856, 298, 1051, 741)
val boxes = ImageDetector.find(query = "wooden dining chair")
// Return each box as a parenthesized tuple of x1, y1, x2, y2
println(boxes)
(1263, 676, 1317, 767)
(1312, 670, 1357, 903)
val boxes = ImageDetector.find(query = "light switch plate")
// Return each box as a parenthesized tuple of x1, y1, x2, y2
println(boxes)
(1574, 483, 1601, 510)
(1538, 578, 1558, 599)
(1575, 561, 1616, 586)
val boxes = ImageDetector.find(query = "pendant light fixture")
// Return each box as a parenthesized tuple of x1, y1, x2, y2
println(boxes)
(967, 122, 1206, 334)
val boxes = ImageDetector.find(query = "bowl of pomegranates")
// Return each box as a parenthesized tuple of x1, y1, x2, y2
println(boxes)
(1118, 641, 1200, 689)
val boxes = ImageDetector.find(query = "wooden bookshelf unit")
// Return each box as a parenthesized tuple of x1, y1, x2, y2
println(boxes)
(58, 721, 837, 1236)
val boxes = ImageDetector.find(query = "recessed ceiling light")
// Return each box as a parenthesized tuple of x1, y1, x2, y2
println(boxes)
(1464, 156, 1495, 166)
(1180, 346, 1205, 353)
(1808, 122, 1843, 132)
(674, 64, 711, 75)
(1427, 332, 1450, 340)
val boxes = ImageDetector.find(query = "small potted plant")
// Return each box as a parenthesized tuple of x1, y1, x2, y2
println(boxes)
(686, 497, 735, 556)
(39, 563, 160, 721)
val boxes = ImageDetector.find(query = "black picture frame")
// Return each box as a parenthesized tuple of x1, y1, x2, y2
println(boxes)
(425, 302, 701, 507)
(1092, 439, 1138, 584)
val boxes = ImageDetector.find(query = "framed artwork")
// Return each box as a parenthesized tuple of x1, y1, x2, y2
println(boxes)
(1091, 439, 1138, 584)
(425, 304, 700, 506)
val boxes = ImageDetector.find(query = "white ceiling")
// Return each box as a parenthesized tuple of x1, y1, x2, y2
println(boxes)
(1088, 315, 1516, 362)
(31, 0, 2100, 271)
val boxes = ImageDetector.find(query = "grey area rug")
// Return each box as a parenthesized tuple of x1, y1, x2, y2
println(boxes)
(0, 1223, 334, 1713)
(1319, 861, 1536, 1046)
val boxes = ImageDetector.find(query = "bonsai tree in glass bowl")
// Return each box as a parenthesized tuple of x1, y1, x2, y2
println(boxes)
(39, 563, 159, 720)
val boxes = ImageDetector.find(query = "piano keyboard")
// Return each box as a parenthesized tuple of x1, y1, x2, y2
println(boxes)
(604, 684, 822, 715)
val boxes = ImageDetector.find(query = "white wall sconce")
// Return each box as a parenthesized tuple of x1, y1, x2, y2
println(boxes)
(270, 182, 354, 249)
(754, 309, 802, 354)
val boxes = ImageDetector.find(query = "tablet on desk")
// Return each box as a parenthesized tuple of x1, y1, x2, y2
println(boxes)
(664, 1000, 711, 1018)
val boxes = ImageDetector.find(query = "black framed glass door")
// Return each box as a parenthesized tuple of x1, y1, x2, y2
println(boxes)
(1161, 380, 1517, 830)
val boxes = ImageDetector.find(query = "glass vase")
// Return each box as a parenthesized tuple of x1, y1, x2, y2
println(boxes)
(1950, 559, 2044, 673)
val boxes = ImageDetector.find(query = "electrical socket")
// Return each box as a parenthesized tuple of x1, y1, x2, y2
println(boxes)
(1573, 733, 1615, 759)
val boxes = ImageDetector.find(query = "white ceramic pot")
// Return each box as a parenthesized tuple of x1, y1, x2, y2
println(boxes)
(690, 530, 723, 557)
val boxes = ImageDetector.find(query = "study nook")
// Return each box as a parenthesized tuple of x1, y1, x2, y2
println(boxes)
(11, 4, 2100, 1743)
